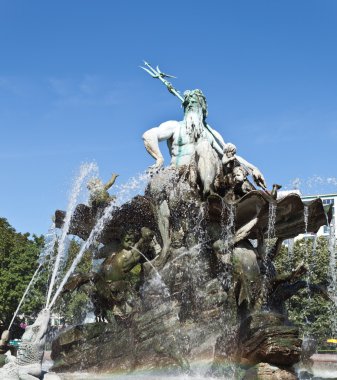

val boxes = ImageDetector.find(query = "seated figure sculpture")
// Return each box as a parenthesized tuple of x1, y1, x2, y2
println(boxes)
(142, 89, 267, 197)
(225, 166, 256, 202)
(222, 142, 237, 176)
(63, 227, 156, 322)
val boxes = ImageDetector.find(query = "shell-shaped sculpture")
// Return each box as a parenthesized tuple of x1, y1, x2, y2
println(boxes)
(207, 191, 332, 241)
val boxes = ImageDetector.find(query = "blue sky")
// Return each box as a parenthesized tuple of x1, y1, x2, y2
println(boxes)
(0, 0, 336, 235)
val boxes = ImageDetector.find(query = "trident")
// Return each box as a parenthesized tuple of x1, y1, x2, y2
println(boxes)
(140, 61, 184, 102)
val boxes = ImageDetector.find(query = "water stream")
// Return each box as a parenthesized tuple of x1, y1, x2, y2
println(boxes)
(220, 201, 236, 252)
(8, 264, 42, 331)
(8, 223, 58, 330)
(46, 162, 99, 307)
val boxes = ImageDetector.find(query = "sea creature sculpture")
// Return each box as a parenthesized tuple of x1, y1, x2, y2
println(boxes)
(0, 308, 50, 380)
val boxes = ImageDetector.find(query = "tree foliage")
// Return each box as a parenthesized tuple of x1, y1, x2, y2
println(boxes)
(275, 236, 337, 341)
(0, 218, 47, 330)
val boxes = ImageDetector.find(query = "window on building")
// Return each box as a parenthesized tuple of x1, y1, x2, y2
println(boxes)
(323, 199, 334, 205)
(323, 225, 330, 234)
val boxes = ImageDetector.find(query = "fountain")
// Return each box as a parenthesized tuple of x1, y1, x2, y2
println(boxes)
(46, 65, 333, 380)
(1, 64, 333, 379)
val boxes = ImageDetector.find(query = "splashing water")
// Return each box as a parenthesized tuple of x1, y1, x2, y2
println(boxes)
(52, 371, 236, 380)
(142, 272, 171, 299)
(113, 171, 149, 207)
(46, 162, 99, 307)
(162, 239, 214, 270)
(39, 223, 58, 264)
(286, 175, 337, 195)
(48, 172, 150, 309)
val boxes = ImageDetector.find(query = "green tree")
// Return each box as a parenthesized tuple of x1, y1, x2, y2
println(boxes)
(0, 218, 48, 329)
(275, 236, 336, 340)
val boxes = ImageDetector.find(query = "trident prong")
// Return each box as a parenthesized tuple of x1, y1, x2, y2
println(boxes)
(143, 62, 177, 79)
(156, 65, 177, 79)
(143, 61, 158, 76)
(140, 66, 159, 78)
(141, 60, 184, 102)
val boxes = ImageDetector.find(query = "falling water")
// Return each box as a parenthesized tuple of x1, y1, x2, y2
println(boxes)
(46, 162, 99, 307)
(259, 203, 278, 311)
(266, 203, 276, 253)
(303, 205, 310, 274)
(312, 234, 318, 257)
(267, 203, 276, 240)
(194, 203, 208, 248)
(328, 217, 337, 335)
(303, 203, 309, 264)
(220, 201, 236, 252)
(48, 172, 150, 309)
(303, 204, 309, 234)
(226, 203, 236, 247)
(302, 204, 313, 329)
(217, 202, 238, 378)
(287, 238, 294, 271)
(162, 239, 214, 269)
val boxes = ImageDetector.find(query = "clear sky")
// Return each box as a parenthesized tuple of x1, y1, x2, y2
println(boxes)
(0, 0, 336, 235)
